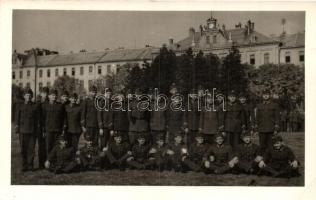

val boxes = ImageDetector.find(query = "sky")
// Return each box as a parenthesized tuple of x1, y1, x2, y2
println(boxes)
(12, 10, 305, 54)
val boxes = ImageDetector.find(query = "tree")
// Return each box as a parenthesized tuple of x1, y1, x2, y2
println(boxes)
(53, 75, 86, 97)
(175, 48, 194, 94)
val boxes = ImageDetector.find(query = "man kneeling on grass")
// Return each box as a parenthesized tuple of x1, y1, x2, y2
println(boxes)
(146, 135, 168, 172)
(102, 131, 131, 171)
(204, 133, 236, 174)
(45, 136, 80, 174)
(258, 135, 300, 178)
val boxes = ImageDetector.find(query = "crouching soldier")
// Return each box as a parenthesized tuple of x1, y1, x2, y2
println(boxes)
(182, 133, 209, 172)
(204, 133, 236, 174)
(103, 132, 131, 170)
(234, 131, 263, 174)
(165, 132, 189, 172)
(44, 136, 79, 174)
(258, 135, 300, 178)
(126, 133, 150, 170)
(147, 135, 168, 171)
(76, 137, 102, 171)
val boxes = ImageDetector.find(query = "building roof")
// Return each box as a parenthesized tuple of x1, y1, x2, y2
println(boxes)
(23, 54, 58, 67)
(97, 47, 153, 63)
(46, 52, 106, 67)
(273, 32, 305, 48)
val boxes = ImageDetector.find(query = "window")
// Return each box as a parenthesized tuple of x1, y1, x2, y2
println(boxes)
(264, 53, 270, 64)
(26, 82, 30, 88)
(39, 82, 43, 90)
(71, 67, 75, 76)
(89, 66, 93, 73)
(47, 69, 51, 78)
(117, 64, 120, 67)
(206, 35, 210, 44)
(39, 69, 42, 78)
(27, 70, 30, 77)
(79, 80, 84, 87)
(55, 68, 59, 77)
(285, 52, 291, 63)
(98, 66, 102, 74)
(299, 51, 304, 62)
(19, 83, 23, 88)
(12, 71, 15, 79)
(107, 65, 111, 73)
(20, 70, 23, 79)
(212, 35, 217, 43)
(250, 54, 255, 65)
(47, 82, 51, 87)
(63, 68, 67, 76)
(80, 66, 84, 75)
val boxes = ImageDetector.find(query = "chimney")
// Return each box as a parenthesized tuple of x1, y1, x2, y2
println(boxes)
(189, 27, 195, 37)
(168, 38, 174, 46)
(247, 20, 251, 35)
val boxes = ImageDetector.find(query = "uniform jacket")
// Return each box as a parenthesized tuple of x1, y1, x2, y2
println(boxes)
(64, 104, 82, 134)
(263, 145, 296, 170)
(107, 141, 130, 160)
(167, 143, 188, 163)
(15, 101, 40, 134)
(48, 145, 75, 167)
(166, 110, 186, 134)
(236, 143, 261, 162)
(255, 101, 280, 132)
(42, 102, 65, 132)
(223, 102, 245, 132)
(81, 97, 100, 128)
(205, 144, 233, 164)
(199, 106, 224, 134)
(188, 143, 209, 162)
(150, 101, 167, 131)
(112, 109, 129, 131)
(240, 103, 255, 129)
(128, 100, 149, 132)
(185, 100, 201, 131)
(97, 99, 113, 129)
(130, 144, 150, 162)
(79, 145, 100, 166)
(149, 144, 168, 160)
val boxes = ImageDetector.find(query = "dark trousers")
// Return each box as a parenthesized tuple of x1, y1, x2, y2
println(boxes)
(207, 162, 231, 174)
(49, 161, 79, 174)
(226, 132, 241, 149)
(46, 132, 60, 157)
(19, 133, 36, 170)
(183, 158, 204, 172)
(84, 127, 98, 146)
(66, 132, 81, 151)
(259, 132, 273, 151)
(36, 131, 47, 168)
(99, 128, 110, 149)
(235, 160, 258, 173)
(261, 164, 299, 177)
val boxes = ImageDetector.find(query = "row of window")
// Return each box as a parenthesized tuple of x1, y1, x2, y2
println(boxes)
(247, 51, 304, 65)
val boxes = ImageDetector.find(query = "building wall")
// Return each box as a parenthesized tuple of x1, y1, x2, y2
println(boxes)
(280, 47, 304, 67)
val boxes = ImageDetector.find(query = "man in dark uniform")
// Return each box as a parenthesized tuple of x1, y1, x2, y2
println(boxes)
(81, 85, 100, 147)
(126, 133, 150, 170)
(183, 132, 209, 172)
(223, 90, 245, 149)
(15, 88, 39, 172)
(45, 136, 79, 174)
(97, 88, 113, 149)
(254, 89, 280, 151)
(238, 92, 255, 131)
(77, 137, 102, 171)
(258, 135, 300, 178)
(42, 89, 65, 157)
(128, 88, 150, 145)
(64, 92, 82, 151)
(234, 131, 263, 174)
(165, 132, 189, 172)
(147, 135, 168, 171)
(60, 90, 69, 105)
(103, 132, 131, 170)
(111, 92, 129, 142)
(36, 86, 49, 169)
(204, 133, 235, 174)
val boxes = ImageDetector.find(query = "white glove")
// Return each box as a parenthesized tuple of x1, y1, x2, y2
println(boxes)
(99, 129, 104, 136)
(232, 157, 239, 164)
(222, 132, 226, 137)
(127, 151, 132, 155)
(228, 160, 235, 168)
(102, 147, 108, 152)
(254, 156, 263, 163)
(209, 156, 215, 162)
(110, 130, 114, 136)
(167, 150, 174, 155)
(204, 161, 210, 168)
(44, 160, 50, 169)
(181, 148, 188, 154)
(258, 160, 266, 168)
(82, 127, 87, 133)
(184, 128, 189, 133)
(291, 160, 298, 168)
(76, 150, 81, 156)
(149, 148, 157, 154)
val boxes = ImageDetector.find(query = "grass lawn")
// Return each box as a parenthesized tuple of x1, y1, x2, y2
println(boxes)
(11, 129, 304, 186)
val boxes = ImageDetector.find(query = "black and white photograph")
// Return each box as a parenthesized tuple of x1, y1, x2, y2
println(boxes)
(10, 10, 306, 186)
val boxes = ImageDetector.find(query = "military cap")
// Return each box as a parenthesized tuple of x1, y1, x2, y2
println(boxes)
(89, 85, 97, 92)
(49, 89, 58, 95)
(113, 131, 122, 138)
(174, 131, 184, 138)
(155, 134, 165, 141)
(57, 135, 67, 142)
(262, 89, 270, 95)
(240, 130, 251, 139)
(137, 133, 147, 140)
(238, 92, 247, 98)
(272, 135, 283, 144)
(214, 132, 224, 140)
(40, 87, 49, 94)
(228, 90, 237, 97)
(23, 87, 33, 96)
(194, 132, 204, 138)
(69, 92, 78, 99)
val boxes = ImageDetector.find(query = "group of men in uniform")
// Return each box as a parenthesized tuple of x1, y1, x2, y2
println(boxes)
(14, 83, 300, 178)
